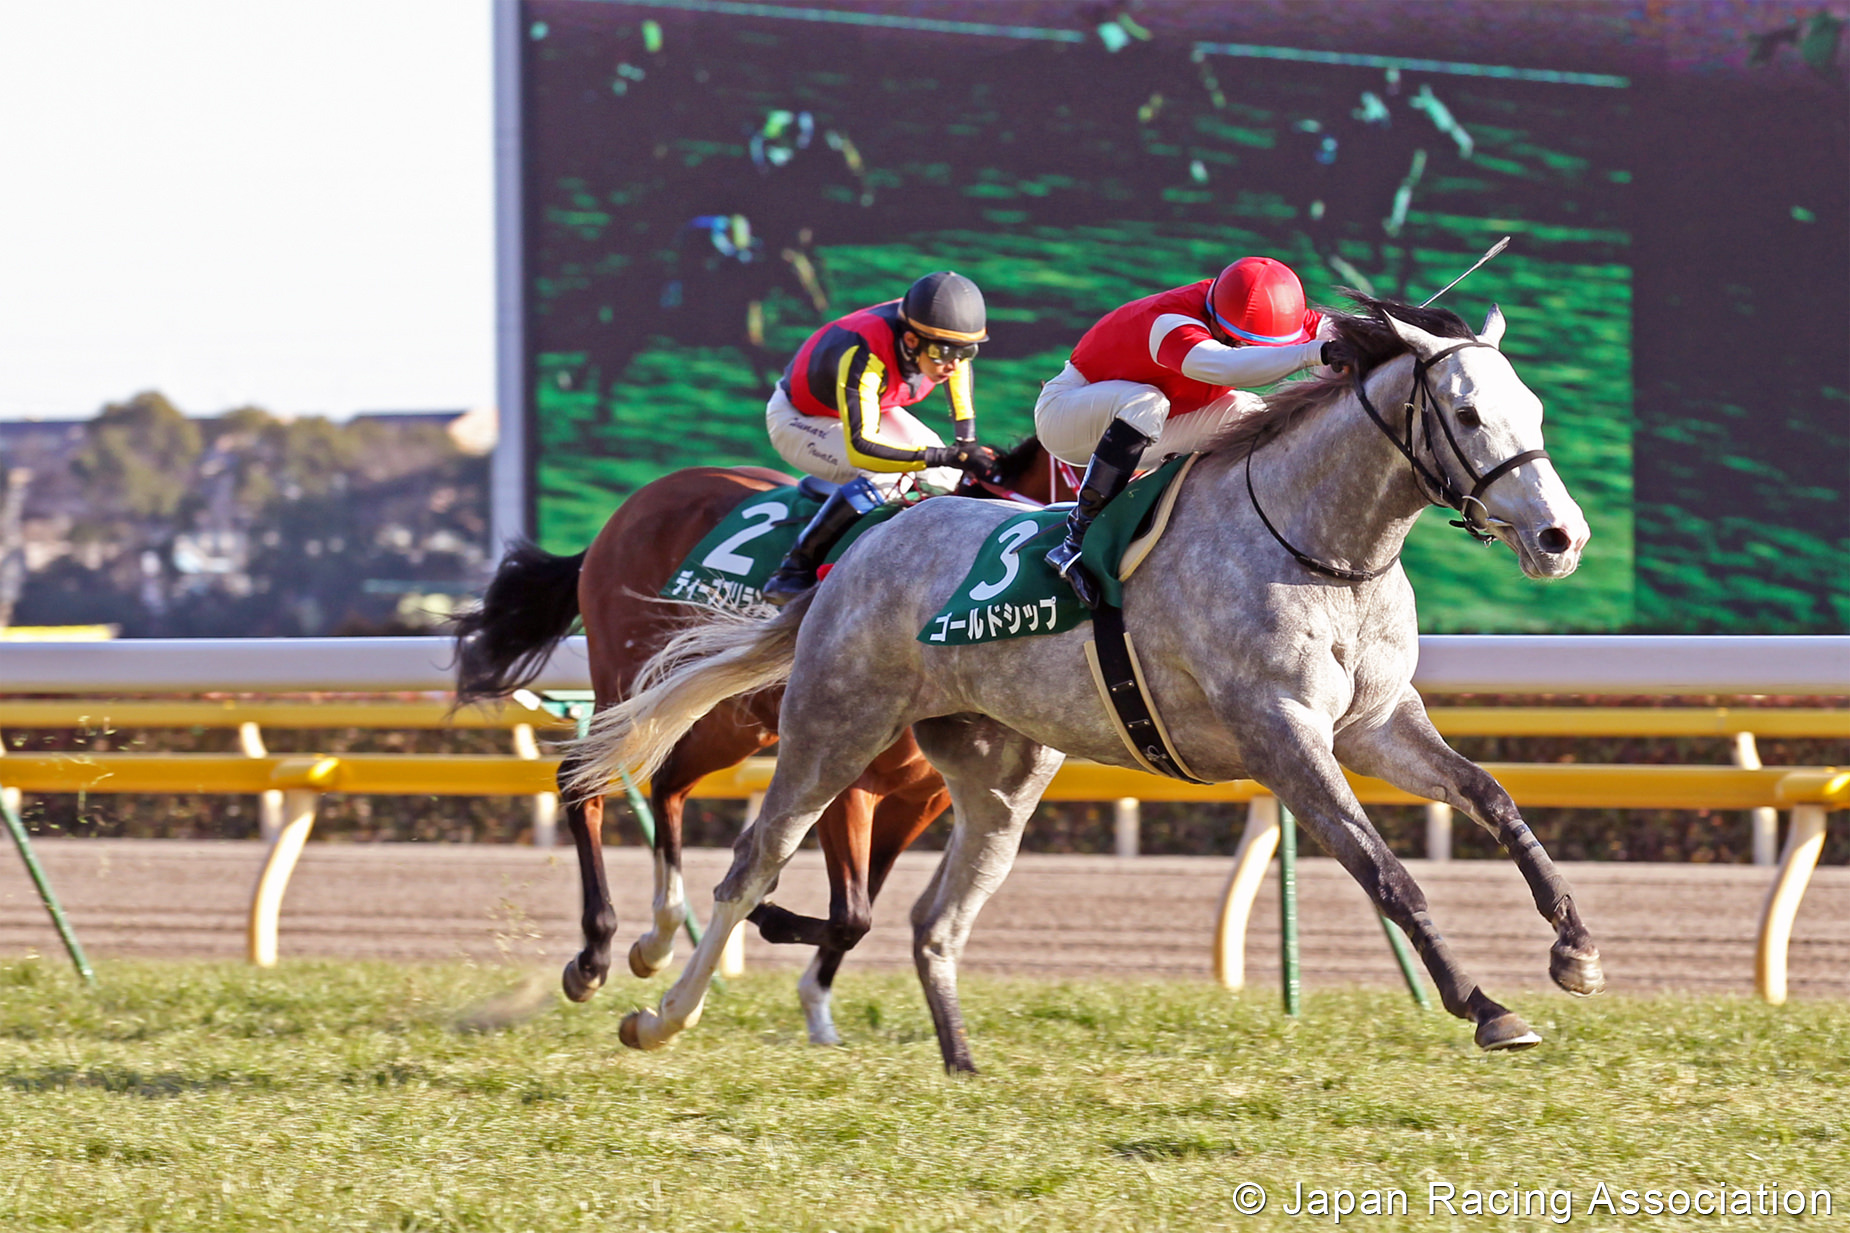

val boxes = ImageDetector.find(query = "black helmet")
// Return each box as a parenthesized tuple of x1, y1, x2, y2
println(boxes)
(900, 271, 988, 344)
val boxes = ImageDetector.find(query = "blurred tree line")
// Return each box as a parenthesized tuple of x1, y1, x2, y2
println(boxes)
(2, 392, 489, 636)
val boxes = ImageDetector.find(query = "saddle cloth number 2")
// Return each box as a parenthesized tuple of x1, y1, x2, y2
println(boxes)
(701, 501, 788, 576)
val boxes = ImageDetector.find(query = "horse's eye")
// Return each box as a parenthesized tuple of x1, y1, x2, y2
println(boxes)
(1455, 406, 1481, 430)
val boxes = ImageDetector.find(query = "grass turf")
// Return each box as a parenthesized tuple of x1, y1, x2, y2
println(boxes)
(0, 960, 1844, 1230)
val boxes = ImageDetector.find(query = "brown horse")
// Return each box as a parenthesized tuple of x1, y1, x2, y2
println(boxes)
(453, 439, 1074, 1043)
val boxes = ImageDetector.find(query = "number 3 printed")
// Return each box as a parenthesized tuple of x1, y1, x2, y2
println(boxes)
(970, 519, 1043, 602)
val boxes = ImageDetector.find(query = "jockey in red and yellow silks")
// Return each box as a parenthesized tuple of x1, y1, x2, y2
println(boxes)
(1035, 256, 1342, 606)
(761, 271, 998, 604)
(778, 300, 978, 479)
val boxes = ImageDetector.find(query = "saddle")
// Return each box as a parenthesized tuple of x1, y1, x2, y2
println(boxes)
(661, 467, 1042, 614)
(916, 453, 1204, 781)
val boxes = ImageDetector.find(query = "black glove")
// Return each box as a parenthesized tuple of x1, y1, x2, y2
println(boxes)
(1321, 339, 1355, 373)
(924, 442, 1000, 475)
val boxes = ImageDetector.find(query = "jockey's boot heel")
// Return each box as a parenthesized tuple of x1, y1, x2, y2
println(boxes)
(1044, 419, 1152, 608)
(762, 475, 883, 606)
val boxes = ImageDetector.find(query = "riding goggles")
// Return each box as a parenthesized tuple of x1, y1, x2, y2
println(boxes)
(919, 340, 979, 365)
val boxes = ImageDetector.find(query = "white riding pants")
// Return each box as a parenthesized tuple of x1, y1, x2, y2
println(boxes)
(765, 387, 962, 498)
(1033, 362, 1268, 466)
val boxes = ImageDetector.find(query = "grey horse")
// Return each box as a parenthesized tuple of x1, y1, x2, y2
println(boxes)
(575, 296, 1606, 1072)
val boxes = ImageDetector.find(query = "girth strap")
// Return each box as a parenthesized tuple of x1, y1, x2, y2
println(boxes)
(1084, 604, 1209, 784)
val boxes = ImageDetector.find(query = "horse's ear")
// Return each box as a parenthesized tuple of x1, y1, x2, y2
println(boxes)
(1478, 304, 1507, 349)
(1381, 310, 1451, 360)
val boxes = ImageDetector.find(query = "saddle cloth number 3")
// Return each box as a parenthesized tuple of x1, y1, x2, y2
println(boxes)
(970, 519, 1042, 602)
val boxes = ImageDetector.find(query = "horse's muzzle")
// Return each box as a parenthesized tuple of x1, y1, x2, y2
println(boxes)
(1512, 519, 1587, 579)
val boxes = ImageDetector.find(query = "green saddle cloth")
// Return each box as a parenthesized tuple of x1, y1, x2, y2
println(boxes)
(918, 454, 1193, 646)
(660, 484, 898, 612)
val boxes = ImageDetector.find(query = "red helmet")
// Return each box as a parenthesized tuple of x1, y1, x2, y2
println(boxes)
(1207, 256, 1316, 345)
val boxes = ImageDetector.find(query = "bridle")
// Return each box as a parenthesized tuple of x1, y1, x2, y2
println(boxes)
(1246, 338, 1550, 583)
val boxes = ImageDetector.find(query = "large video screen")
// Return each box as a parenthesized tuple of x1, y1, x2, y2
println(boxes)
(515, 0, 1847, 634)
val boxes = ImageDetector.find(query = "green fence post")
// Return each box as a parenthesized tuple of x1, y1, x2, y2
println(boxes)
(1279, 804, 1299, 1017)
(1, 788, 95, 985)
(1378, 913, 1431, 1008)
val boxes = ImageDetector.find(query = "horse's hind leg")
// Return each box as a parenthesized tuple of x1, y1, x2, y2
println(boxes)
(907, 716, 1064, 1074)
(1336, 694, 1605, 998)
(748, 786, 866, 951)
(795, 745, 951, 1046)
(620, 709, 912, 1052)
(631, 708, 778, 978)
(627, 773, 691, 979)
(559, 752, 617, 1002)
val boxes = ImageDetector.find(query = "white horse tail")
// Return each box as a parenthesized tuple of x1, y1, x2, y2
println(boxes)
(563, 591, 813, 800)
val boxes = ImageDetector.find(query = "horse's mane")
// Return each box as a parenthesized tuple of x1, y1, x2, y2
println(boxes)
(1213, 293, 1478, 455)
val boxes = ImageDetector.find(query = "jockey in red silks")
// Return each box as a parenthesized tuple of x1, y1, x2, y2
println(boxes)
(1034, 256, 1342, 606)
(762, 270, 999, 605)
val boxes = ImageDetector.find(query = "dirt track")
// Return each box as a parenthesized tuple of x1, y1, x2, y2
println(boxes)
(4, 839, 1847, 999)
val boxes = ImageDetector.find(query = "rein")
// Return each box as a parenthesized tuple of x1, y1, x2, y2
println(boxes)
(965, 457, 1081, 508)
(1246, 339, 1550, 582)
(968, 474, 1047, 506)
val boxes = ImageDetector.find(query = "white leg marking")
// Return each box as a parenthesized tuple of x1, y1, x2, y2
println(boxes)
(632, 850, 686, 973)
(797, 952, 840, 1046)
(629, 894, 753, 1049)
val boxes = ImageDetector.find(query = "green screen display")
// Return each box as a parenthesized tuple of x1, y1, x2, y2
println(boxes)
(520, 0, 1847, 633)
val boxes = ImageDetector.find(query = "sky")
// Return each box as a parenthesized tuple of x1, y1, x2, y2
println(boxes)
(0, 1, 495, 422)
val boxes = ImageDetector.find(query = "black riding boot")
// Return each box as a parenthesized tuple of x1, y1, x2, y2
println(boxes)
(1043, 419, 1152, 608)
(762, 475, 883, 605)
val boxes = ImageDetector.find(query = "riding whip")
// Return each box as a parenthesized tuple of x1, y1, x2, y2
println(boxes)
(1420, 236, 1510, 307)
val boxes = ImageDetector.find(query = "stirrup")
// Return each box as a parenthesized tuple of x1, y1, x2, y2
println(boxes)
(1045, 536, 1102, 608)
(1045, 535, 1083, 577)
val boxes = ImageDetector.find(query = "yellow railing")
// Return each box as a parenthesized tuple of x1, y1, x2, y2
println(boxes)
(0, 698, 570, 847)
(4, 699, 1841, 737)
(7, 698, 1835, 861)
(3, 700, 1843, 998)
(3, 750, 1838, 809)
(0, 749, 1843, 1000)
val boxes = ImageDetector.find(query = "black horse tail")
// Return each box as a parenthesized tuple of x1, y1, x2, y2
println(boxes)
(451, 541, 586, 705)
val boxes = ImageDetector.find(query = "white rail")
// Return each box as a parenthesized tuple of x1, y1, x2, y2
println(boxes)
(0, 635, 1844, 695)
(0, 637, 590, 694)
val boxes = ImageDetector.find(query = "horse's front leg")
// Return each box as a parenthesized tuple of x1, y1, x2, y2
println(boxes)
(1240, 703, 1541, 1050)
(559, 751, 616, 1002)
(1335, 692, 1605, 997)
(795, 787, 874, 1047)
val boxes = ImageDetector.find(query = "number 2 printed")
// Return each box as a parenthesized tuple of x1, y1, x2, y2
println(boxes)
(701, 501, 788, 575)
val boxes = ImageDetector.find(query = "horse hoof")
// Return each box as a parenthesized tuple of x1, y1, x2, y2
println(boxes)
(561, 958, 604, 1004)
(1475, 1012, 1542, 1051)
(629, 940, 669, 979)
(619, 1010, 669, 1051)
(1550, 944, 1606, 997)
